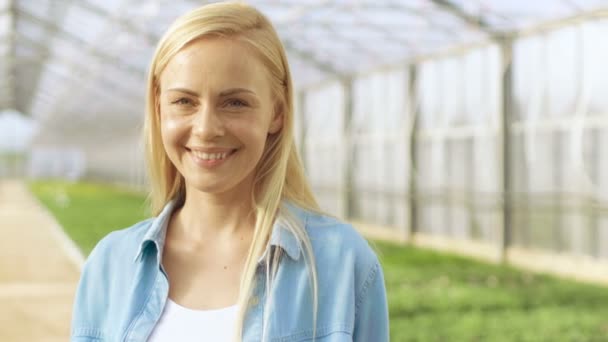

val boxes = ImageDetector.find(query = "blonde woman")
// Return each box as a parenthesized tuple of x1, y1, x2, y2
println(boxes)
(71, 2, 389, 341)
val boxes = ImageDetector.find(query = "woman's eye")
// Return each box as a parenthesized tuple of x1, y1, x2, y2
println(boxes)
(226, 99, 248, 108)
(172, 98, 194, 106)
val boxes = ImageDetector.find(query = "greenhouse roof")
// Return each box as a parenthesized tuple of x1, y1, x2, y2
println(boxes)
(0, 0, 606, 135)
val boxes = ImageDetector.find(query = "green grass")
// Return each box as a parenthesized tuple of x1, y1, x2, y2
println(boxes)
(28, 180, 149, 255)
(376, 240, 608, 341)
(0, 152, 26, 163)
(29, 181, 608, 341)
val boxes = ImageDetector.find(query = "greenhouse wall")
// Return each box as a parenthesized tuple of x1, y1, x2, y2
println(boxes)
(298, 17, 608, 283)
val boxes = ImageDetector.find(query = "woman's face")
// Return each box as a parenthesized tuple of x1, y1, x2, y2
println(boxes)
(158, 37, 282, 196)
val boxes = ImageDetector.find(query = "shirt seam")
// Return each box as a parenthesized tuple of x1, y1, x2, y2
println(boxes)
(354, 261, 380, 320)
(71, 327, 105, 339)
(271, 323, 353, 342)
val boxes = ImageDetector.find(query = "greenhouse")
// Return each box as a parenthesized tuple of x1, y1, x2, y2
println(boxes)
(1, 0, 608, 340)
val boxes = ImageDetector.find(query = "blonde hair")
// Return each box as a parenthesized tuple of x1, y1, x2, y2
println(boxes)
(142, 2, 320, 341)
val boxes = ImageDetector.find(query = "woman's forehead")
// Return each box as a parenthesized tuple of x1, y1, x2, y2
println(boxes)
(160, 37, 269, 92)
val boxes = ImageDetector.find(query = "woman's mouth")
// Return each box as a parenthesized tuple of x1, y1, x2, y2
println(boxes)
(186, 147, 238, 168)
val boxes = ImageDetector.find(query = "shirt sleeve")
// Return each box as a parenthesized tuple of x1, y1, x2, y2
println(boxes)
(353, 261, 390, 342)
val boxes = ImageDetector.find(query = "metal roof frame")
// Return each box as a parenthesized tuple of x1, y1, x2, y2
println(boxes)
(13, 33, 143, 112)
(0, 0, 607, 144)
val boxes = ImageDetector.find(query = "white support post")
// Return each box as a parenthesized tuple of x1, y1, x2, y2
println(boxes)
(341, 77, 353, 220)
(499, 36, 514, 262)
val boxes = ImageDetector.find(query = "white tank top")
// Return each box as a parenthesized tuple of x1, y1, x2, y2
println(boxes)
(147, 298, 239, 342)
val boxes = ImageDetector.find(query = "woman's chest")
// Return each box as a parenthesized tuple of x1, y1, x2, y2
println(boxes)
(84, 252, 357, 341)
(161, 239, 245, 310)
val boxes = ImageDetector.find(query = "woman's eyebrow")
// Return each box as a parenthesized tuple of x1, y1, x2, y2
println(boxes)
(165, 87, 256, 97)
(219, 88, 256, 97)
(166, 88, 199, 97)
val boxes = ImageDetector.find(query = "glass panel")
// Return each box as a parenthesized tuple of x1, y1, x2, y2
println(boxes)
(0, 13, 10, 36)
(61, 5, 107, 43)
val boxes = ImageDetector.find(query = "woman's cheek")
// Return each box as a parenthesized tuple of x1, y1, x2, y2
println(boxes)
(229, 117, 264, 136)
(161, 114, 188, 142)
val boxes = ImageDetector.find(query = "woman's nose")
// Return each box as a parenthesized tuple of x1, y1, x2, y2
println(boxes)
(192, 104, 225, 138)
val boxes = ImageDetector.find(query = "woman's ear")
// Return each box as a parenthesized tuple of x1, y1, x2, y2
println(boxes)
(268, 103, 284, 134)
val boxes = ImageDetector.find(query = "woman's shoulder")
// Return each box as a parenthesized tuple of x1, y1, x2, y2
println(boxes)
(273, 207, 388, 340)
(298, 208, 381, 272)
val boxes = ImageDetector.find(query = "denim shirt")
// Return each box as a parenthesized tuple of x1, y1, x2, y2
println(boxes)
(71, 200, 389, 341)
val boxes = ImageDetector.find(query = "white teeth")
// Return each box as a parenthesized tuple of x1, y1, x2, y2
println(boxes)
(191, 151, 229, 160)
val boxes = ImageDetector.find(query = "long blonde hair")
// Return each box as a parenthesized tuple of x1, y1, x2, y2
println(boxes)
(142, 2, 320, 340)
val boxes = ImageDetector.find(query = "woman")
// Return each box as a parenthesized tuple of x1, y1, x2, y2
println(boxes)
(71, 2, 389, 341)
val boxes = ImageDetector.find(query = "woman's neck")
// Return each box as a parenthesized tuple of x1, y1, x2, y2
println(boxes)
(170, 185, 256, 244)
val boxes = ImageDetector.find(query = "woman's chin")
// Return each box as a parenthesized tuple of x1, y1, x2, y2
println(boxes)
(183, 176, 247, 197)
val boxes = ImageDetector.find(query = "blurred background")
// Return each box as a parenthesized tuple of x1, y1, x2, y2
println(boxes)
(1, 0, 608, 341)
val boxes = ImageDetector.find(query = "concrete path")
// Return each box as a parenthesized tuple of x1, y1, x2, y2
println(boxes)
(0, 179, 83, 342)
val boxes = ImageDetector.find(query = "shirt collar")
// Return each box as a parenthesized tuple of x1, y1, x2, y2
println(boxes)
(133, 199, 305, 264)
(133, 199, 175, 264)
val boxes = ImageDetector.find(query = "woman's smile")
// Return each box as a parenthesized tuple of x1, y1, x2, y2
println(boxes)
(186, 147, 239, 169)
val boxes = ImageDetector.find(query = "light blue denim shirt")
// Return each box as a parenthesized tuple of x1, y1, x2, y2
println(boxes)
(71, 200, 389, 341)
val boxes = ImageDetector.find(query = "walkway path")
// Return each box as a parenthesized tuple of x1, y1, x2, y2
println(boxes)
(0, 179, 83, 342)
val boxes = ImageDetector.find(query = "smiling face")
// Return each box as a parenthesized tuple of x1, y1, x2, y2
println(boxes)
(158, 37, 283, 196)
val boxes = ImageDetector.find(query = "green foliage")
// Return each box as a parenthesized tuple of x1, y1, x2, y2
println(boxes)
(28, 180, 149, 255)
(29, 181, 608, 340)
(376, 240, 608, 341)
(0, 152, 25, 163)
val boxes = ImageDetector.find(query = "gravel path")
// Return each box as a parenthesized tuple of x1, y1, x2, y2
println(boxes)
(0, 179, 82, 341)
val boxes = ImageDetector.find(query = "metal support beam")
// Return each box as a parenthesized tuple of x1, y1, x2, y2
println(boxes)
(12, 29, 143, 113)
(499, 36, 514, 262)
(341, 77, 354, 220)
(315, 23, 390, 68)
(282, 38, 343, 78)
(14, 57, 142, 117)
(18, 9, 146, 77)
(77, 0, 159, 45)
(254, 0, 334, 26)
(429, 0, 494, 35)
(14, 0, 163, 123)
(407, 64, 418, 241)
(281, 11, 401, 75)
(12, 34, 141, 97)
(516, 8, 608, 38)
(5, 0, 15, 109)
